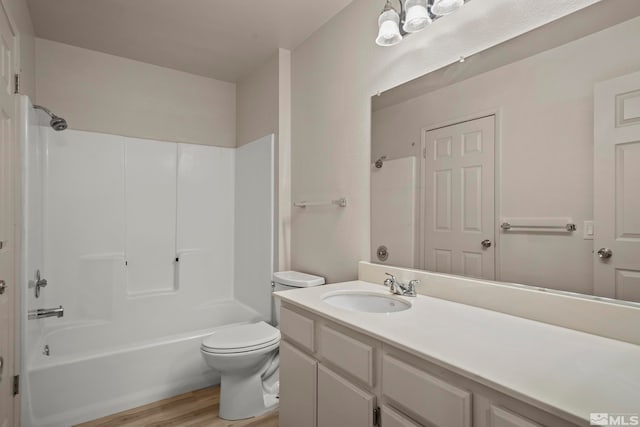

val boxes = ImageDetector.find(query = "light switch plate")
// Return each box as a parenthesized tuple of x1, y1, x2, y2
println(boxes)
(583, 220, 594, 240)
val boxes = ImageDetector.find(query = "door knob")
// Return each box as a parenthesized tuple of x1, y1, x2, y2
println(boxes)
(0, 280, 6, 295)
(597, 248, 613, 259)
(481, 239, 492, 249)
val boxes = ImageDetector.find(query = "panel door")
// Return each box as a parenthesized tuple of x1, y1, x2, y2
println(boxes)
(594, 71, 640, 302)
(0, 3, 16, 426)
(423, 116, 495, 279)
(279, 341, 317, 427)
(317, 364, 376, 427)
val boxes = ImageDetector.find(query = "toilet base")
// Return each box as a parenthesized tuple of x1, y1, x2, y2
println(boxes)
(219, 369, 279, 420)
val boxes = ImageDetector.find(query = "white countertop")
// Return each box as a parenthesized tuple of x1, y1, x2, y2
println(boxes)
(275, 281, 640, 424)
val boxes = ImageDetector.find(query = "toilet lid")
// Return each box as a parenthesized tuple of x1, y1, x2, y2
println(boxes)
(201, 321, 280, 352)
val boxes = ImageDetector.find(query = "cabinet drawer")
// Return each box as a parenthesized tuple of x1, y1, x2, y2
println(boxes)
(319, 325, 374, 386)
(280, 306, 315, 352)
(382, 354, 471, 427)
(381, 404, 422, 427)
(491, 406, 543, 427)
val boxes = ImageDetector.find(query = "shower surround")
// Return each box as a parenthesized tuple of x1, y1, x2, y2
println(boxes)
(19, 97, 275, 426)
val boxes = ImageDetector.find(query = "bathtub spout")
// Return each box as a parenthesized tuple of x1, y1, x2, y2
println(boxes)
(28, 305, 64, 320)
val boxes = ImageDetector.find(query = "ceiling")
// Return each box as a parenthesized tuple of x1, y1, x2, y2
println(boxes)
(26, 0, 355, 83)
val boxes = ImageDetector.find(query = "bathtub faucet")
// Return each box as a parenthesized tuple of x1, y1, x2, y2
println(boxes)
(28, 305, 64, 320)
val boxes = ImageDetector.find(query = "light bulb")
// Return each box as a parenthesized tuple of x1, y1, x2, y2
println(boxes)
(431, 0, 463, 16)
(403, 0, 431, 33)
(376, 8, 402, 47)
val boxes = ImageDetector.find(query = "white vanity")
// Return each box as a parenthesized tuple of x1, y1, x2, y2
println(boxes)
(275, 267, 640, 427)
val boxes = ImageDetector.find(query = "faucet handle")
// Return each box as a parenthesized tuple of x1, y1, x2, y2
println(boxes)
(383, 273, 395, 287)
(405, 279, 420, 296)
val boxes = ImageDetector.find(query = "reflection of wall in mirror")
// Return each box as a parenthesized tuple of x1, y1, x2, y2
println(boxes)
(372, 16, 640, 295)
(371, 156, 417, 269)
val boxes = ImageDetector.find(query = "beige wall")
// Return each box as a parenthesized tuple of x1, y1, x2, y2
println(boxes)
(290, 0, 599, 283)
(371, 17, 640, 294)
(278, 48, 292, 272)
(236, 53, 279, 147)
(236, 48, 292, 271)
(35, 38, 236, 147)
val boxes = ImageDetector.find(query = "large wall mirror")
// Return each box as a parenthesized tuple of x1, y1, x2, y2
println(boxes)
(370, 0, 640, 305)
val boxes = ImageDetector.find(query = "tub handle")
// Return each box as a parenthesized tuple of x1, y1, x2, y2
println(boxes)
(28, 269, 48, 298)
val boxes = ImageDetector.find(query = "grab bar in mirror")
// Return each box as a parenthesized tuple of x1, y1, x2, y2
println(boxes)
(500, 218, 576, 232)
(294, 198, 347, 208)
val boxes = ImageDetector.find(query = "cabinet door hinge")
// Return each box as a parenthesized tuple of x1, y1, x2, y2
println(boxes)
(373, 406, 380, 426)
(13, 374, 19, 396)
(14, 73, 20, 94)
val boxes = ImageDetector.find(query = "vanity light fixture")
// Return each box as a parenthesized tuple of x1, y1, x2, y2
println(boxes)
(375, 0, 467, 47)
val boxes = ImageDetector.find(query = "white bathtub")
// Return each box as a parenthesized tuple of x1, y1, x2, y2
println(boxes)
(20, 103, 276, 427)
(22, 299, 262, 427)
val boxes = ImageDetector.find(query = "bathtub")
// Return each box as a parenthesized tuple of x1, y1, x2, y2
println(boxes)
(22, 299, 263, 427)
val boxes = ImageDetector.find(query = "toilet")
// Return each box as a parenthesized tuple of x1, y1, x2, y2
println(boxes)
(200, 270, 325, 420)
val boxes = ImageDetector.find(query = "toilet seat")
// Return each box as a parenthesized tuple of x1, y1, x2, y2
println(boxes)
(201, 321, 280, 354)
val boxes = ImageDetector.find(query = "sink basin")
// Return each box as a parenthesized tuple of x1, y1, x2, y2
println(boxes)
(322, 291, 411, 313)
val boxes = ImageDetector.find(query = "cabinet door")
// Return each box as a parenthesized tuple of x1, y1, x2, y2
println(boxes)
(280, 341, 317, 427)
(382, 404, 422, 427)
(317, 364, 376, 427)
(490, 406, 543, 427)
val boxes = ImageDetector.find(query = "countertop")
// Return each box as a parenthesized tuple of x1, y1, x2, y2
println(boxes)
(275, 281, 640, 424)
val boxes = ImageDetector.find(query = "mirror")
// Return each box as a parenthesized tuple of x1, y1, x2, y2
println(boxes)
(370, 0, 640, 305)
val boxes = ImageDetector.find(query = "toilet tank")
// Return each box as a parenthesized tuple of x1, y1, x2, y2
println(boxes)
(272, 271, 325, 326)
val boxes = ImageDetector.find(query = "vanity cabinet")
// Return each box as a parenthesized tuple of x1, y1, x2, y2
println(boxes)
(279, 303, 579, 427)
(280, 306, 379, 427)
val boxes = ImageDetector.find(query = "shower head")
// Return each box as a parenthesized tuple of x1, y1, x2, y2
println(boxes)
(33, 105, 68, 131)
(49, 115, 68, 131)
(374, 156, 387, 168)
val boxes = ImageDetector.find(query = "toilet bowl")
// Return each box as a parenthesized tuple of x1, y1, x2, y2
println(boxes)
(200, 321, 281, 420)
(201, 271, 325, 420)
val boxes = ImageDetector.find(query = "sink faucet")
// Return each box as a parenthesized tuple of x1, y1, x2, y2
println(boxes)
(383, 273, 419, 297)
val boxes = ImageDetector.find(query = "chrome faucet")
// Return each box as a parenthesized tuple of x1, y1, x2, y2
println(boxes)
(28, 305, 64, 320)
(383, 273, 419, 297)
